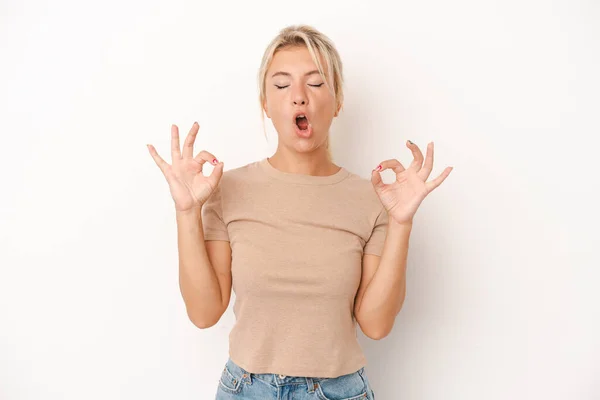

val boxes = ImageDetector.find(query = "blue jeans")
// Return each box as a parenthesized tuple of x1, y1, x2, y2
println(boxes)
(215, 358, 375, 399)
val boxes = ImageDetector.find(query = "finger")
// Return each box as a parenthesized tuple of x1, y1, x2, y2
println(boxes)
(147, 144, 171, 176)
(171, 125, 182, 160)
(425, 166, 453, 193)
(182, 122, 200, 159)
(418, 142, 435, 181)
(375, 159, 405, 174)
(193, 150, 220, 167)
(406, 140, 424, 171)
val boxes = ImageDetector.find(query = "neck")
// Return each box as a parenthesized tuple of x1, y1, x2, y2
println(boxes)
(267, 147, 340, 177)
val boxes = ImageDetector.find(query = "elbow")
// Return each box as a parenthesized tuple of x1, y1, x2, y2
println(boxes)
(190, 317, 218, 329)
(184, 297, 227, 329)
(357, 305, 404, 340)
(187, 310, 222, 329)
(364, 327, 391, 340)
(357, 318, 394, 340)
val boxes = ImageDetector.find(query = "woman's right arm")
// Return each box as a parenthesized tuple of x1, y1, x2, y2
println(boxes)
(148, 122, 231, 329)
(176, 208, 232, 329)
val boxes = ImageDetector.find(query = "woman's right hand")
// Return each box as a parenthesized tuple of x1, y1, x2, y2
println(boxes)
(147, 122, 224, 213)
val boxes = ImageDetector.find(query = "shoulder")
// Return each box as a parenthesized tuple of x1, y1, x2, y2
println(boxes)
(341, 169, 382, 205)
(214, 159, 264, 197)
(219, 159, 261, 182)
(335, 168, 385, 225)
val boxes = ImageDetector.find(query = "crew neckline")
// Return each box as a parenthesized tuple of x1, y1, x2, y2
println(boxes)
(258, 157, 351, 185)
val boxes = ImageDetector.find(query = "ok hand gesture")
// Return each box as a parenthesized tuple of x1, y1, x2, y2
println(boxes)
(147, 122, 224, 213)
(371, 141, 453, 225)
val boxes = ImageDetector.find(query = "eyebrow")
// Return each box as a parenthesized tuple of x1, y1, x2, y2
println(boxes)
(271, 69, 322, 78)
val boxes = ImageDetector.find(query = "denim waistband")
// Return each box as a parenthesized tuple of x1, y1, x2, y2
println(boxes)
(224, 357, 365, 388)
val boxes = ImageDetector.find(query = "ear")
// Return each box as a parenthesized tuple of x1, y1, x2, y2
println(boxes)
(263, 100, 270, 119)
(334, 102, 342, 117)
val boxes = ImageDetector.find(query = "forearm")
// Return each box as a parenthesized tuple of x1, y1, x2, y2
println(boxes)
(358, 221, 411, 335)
(175, 208, 223, 327)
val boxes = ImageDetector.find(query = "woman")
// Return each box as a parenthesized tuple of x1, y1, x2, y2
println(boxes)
(147, 24, 452, 400)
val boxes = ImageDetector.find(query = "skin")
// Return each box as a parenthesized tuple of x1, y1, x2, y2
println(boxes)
(147, 45, 453, 339)
(263, 45, 341, 176)
(355, 142, 453, 339)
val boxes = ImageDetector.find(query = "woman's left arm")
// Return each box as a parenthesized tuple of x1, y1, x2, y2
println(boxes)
(354, 220, 411, 340)
(354, 141, 453, 340)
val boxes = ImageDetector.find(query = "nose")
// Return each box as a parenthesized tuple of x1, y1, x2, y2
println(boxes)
(292, 85, 308, 106)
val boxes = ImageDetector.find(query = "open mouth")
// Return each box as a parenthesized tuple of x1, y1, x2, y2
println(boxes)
(295, 114, 309, 131)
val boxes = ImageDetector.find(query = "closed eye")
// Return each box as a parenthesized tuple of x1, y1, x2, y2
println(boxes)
(274, 83, 324, 89)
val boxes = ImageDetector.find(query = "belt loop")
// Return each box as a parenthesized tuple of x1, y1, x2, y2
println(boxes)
(306, 377, 315, 393)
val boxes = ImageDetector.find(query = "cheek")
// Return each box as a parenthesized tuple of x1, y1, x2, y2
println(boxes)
(314, 91, 336, 111)
(314, 100, 337, 122)
(265, 95, 284, 118)
(266, 102, 289, 128)
(268, 104, 286, 121)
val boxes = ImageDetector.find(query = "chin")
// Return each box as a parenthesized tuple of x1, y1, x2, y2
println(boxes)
(291, 135, 327, 153)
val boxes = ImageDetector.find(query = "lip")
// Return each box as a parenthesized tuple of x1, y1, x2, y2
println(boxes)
(294, 122, 313, 138)
(292, 110, 310, 122)
(292, 110, 312, 138)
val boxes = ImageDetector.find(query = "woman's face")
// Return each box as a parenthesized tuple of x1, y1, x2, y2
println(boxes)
(263, 46, 339, 154)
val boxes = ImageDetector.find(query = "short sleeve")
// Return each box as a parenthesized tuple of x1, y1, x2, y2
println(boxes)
(201, 184, 230, 241)
(363, 206, 388, 256)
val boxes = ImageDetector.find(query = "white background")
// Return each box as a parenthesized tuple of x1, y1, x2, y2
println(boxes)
(1, 1, 599, 399)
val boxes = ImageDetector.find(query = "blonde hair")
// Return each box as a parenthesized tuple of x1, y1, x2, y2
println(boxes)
(258, 25, 344, 160)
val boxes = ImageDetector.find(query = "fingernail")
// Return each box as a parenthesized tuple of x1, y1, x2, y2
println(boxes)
(194, 121, 198, 126)
(408, 140, 413, 145)
(212, 158, 218, 164)
(375, 165, 382, 171)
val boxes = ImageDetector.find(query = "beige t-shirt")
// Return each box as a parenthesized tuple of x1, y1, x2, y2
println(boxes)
(201, 157, 388, 378)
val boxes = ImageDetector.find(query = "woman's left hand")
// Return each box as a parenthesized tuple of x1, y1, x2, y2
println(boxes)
(371, 141, 453, 225)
